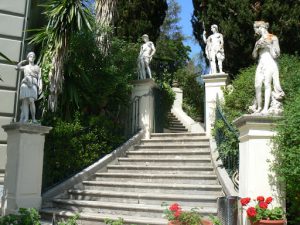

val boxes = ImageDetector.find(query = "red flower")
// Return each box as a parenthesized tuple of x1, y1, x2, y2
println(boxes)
(259, 201, 268, 209)
(265, 197, 273, 204)
(174, 210, 182, 218)
(257, 196, 265, 202)
(246, 207, 257, 217)
(169, 203, 181, 211)
(240, 197, 251, 206)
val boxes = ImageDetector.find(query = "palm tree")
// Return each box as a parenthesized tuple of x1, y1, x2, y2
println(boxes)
(30, 0, 93, 112)
(95, 0, 118, 56)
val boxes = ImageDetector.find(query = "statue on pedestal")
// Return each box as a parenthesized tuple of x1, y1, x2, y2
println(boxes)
(16, 52, 42, 123)
(137, 34, 156, 80)
(249, 21, 284, 115)
(202, 24, 225, 74)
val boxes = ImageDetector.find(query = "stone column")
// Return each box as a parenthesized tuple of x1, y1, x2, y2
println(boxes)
(131, 79, 157, 139)
(202, 73, 228, 136)
(1, 123, 52, 215)
(233, 115, 284, 225)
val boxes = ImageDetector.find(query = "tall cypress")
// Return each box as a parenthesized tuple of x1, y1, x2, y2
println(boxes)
(115, 0, 168, 43)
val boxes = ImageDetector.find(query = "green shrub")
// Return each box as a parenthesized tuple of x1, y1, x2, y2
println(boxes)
(175, 67, 204, 122)
(0, 208, 40, 225)
(42, 113, 125, 190)
(272, 55, 300, 224)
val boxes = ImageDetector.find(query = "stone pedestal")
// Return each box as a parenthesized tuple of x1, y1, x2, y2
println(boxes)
(234, 115, 284, 225)
(202, 73, 228, 136)
(131, 79, 157, 139)
(1, 123, 52, 215)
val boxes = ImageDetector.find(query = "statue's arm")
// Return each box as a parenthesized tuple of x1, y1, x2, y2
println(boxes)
(270, 36, 280, 59)
(202, 31, 207, 44)
(15, 60, 27, 71)
(252, 42, 259, 59)
(38, 67, 43, 94)
(150, 42, 156, 59)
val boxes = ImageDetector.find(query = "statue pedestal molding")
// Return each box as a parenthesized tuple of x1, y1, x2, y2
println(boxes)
(202, 73, 228, 136)
(1, 123, 52, 215)
(131, 79, 157, 139)
(234, 115, 285, 225)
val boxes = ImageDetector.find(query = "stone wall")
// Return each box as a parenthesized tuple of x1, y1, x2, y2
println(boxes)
(0, 0, 30, 172)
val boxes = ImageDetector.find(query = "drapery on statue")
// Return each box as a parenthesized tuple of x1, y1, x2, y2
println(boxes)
(16, 52, 42, 123)
(249, 21, 285, 115)
(137, 34, 156, 80)
(202, 24, 225, 74)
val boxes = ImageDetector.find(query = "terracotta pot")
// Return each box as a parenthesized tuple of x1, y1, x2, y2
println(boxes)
(251, 220, 286, 225)
(168, 219, 213, 225)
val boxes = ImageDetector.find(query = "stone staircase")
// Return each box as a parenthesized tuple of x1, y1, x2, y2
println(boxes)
(166, 113, 188, 133)
(41, 132, 224, 225)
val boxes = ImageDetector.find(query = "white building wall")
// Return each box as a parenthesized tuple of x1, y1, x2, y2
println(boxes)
(0, 0, 30, 172)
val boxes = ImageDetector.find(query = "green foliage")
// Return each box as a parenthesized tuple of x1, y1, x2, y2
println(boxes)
(175, 61, 204, 122)
(115, 0, 168, 43)
(153, 0, 190, 85)
(155, 81, 176, 130)
(0, 208, 41, 225)
(104, 218, 136, 225)
(57, 214, 80, 225)
(42, 113, 125, 189)
(192, 0, 300, 75)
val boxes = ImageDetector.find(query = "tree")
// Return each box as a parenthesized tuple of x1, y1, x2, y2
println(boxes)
(192, 0, 300, 75)
(115, 0, 168, 43)
(95, 0, 118, 55)
(30, 0, 93, 112)
(154, 0, 190, 84)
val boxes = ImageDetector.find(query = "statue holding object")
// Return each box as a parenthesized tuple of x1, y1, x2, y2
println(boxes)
(202, 24, 225, 74)
(249, 21, 284, 115)
(16, 52, 42, 123)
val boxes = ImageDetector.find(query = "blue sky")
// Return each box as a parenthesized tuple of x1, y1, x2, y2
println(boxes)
(176, 0, 202, 58)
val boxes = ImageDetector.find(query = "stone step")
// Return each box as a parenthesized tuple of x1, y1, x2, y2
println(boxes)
(51, 199, 217, 218)
(150, 133, 206, 140)
(117, 158, 212, 166)
(168, 124, 186, 129)
(106, 165, 214, 174)
(168, 128, 189, 133)
(140, 139, 209, 145)
(93, 173, 220, 185)
(82, 181, 223, 195)
(127, 150, 210, 159)
(134, 144, 210, 150)
(68, 190, 220, 207)
(41, 208, 167, 225)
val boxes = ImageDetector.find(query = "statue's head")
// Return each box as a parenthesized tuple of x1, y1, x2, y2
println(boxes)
(254, 21, 269, 35)
(26, 52, 36, 62)
(211, 24, 218, 33)
(142, 34, 149, 42)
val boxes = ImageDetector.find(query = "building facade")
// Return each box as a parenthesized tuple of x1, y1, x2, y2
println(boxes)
(0, 0, 31, 175)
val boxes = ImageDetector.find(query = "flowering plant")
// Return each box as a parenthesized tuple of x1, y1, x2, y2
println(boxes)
(162, 202, 217, 225)
(240, 196, 285, 223)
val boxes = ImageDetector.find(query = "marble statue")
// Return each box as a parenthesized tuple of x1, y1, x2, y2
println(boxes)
(137, 34, 156, 79)
(249, 21, 284, 115)
(202, 24, 225, 74)
(16, 52, 42, 123)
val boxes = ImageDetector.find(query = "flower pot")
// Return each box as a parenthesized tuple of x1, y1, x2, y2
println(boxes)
(168, 219, 213, 225)
(251, 220, 286, 225)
